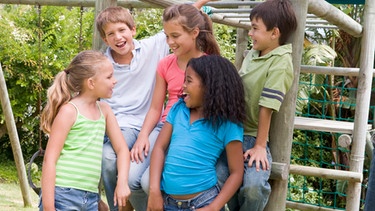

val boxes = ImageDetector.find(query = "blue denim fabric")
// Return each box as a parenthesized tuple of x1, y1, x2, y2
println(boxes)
(365, 143, 375, 211)
(39, 186, 99, 211)
(101, 123, 162, 211)
(163, 184, 220, 211)
(216, 135, 272, 211)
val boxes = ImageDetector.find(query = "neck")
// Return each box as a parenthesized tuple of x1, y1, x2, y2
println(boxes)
(111, 50, 133, 65)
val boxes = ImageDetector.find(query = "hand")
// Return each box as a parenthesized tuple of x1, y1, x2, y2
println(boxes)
(130, 135, 150, 163)
(114, 184, 131, 207)
(147, 191, 164, 211)
(243, 145, 270, 171)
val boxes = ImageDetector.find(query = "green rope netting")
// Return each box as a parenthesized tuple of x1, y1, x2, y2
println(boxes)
(287, 74, 374, 210)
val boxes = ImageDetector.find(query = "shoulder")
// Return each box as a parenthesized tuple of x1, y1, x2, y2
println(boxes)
(59, 102, 77, 117)
(97, 101, 112, 116)
(159, 54, 177, 65)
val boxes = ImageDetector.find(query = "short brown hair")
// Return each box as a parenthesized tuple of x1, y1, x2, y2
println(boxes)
(95, 6, 135, 38)
(250, 0, 297, 45)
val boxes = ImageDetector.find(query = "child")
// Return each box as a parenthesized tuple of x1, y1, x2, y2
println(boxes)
(133, 2, 220, 167)
(148, 55, 246, 211)
(39, 50, 131, 211)
(95, 2, 215, 210)
(216, 0, 298, 210)
(95, 6, 169, 211)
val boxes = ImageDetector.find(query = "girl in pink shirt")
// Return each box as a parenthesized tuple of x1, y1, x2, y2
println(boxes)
(131, 2, 220, 164)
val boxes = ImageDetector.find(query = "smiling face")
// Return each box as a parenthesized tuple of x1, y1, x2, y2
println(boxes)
(91, 59, 117, 99)
(102, 22, 136, 62)
(248, 17, 280, 56)
(182, 66, 204, 110)
(163, 20, 199, 58)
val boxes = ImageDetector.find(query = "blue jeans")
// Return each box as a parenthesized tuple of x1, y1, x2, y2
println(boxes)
(216, 135, 272, 211)
(365, 143, 375, 211)
(39, 186, 99, 211)
(101, 123, 162, 211)
(163, 184, 220, 211)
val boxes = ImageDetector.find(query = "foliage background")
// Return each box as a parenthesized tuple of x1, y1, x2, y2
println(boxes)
(0, 6, 237, 162)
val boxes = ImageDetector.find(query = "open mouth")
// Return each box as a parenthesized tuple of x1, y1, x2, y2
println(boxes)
(115, 41, 126, 48)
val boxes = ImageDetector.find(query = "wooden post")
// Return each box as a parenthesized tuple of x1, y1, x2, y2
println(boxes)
(0, 64, 33, 207)
(92, 0, 118, 51)
(346, 0, 375, 210)
(234, 0, 249, 70)
(264, 0, 308, 210)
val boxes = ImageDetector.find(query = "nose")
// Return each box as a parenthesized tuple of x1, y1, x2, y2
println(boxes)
(248, 29, 253, 37)
(114, 32, 122, 40)
(166, 37, 174, 46)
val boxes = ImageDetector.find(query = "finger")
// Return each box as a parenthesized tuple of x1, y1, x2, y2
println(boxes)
(144, 144, 150, 157)
(256, 160, 260, 172)
(265, 159, 270, 170)
(261, 159, 267, 171)
(130, 150, 135, 162)
(114, 195, 117, 207)
(138, 150, 145, 163)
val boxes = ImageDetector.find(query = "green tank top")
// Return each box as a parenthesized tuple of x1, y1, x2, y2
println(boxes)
(55, 101, 105, 193)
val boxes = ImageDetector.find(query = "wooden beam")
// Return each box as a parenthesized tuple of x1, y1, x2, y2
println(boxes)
(308, 0, 363, 37)
(286, 201, 340, 211)
(289, 164, 363, 182)
(270, 162, 289, 181)
(294, 116, 372, 134)
(346, 0, 375, 210)
(0, 64, 33, 207)
(0, 0, 158, 7)
(265, 0, 308, 210)
(139, 0, 251, 29)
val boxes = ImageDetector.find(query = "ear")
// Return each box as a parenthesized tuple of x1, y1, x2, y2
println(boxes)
(192, 27, 200, 39)
(102, 37, 109, 45)
(131, 26, 137, 37)
(271, 27, 281, 40)
(87, 78, 95, 90)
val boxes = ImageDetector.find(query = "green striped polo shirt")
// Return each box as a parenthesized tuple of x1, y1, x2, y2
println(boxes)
(55, 102, 106, 193)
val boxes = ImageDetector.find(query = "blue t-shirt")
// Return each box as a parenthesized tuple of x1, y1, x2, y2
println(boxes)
(161, 99, 243, 195)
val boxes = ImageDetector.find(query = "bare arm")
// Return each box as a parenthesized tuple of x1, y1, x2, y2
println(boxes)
(193, 0, 218, 9)
(41, 104, 75, 211)
(132, 74, 167, 163)
(244, 106, 273, 171)
(102, 102, 131, 207)
(198, 141, 243, 211)
(147, 122, 173, 211)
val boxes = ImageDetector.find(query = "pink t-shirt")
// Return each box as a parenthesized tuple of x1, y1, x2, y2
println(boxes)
(157, 54, 185, 122)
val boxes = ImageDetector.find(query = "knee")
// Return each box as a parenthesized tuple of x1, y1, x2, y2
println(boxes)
(241, 178, 271, 200)
(140, 170, 150, 194)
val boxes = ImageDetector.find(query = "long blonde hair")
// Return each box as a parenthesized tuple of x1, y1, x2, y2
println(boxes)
(41, 50, 108, 134)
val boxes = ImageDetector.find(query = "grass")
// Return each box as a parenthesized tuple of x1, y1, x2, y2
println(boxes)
(0, 183, 39, 210)
(0, 159, 40, 210)
(0, 159, 108, 210)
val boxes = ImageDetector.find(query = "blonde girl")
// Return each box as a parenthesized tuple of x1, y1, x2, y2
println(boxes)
(39, 50, 130, 211)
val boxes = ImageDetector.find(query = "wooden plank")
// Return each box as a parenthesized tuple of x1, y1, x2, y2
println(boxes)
(286, 201, 339, 211)
(294, 116, 372, 134)
(289, 164, 362, 183)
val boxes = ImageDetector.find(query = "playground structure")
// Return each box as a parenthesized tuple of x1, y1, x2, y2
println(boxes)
(0, 0, 374, 210)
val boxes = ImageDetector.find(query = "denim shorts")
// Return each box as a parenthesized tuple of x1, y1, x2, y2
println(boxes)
(39, 186, 99, 211)
(163, 184, 220, 211)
